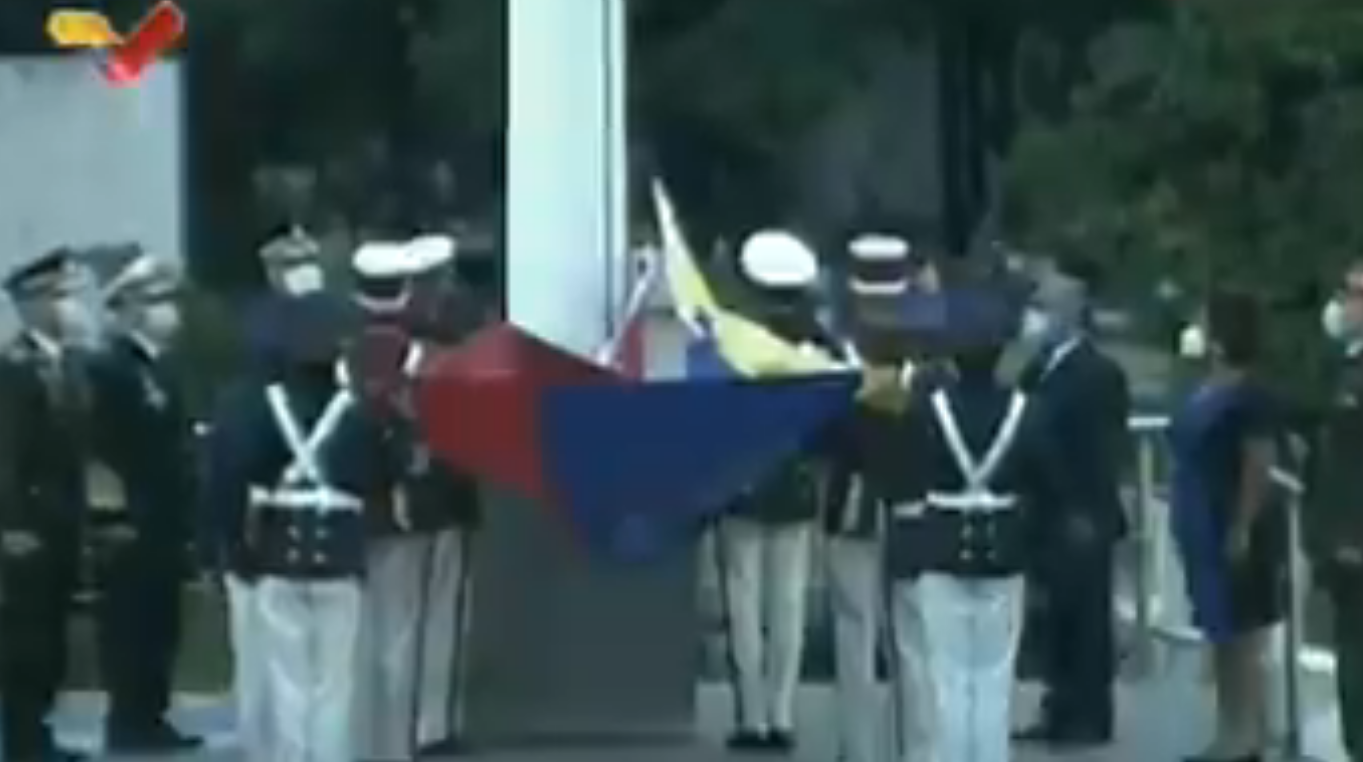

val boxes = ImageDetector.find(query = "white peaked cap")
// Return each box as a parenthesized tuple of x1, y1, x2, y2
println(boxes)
(405, 234, 456, 273)
(740, 230, 818, 288)
(849, 234, 910, 262)
(352, 241, 417, 279)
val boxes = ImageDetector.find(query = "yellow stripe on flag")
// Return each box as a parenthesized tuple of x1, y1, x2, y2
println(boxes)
(651, 178, 847, 378)
(47, 10, 123, 48)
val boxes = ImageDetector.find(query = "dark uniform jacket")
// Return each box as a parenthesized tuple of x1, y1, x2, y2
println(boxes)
(727, 299, 837, 525)
(342, 327, 481, 532)
(0, 334, 92, 539)
(821, 362, 956, 539)
(87, 335, 194, 542)
(1304, 346, 1363, 560)
(1018, 339, 1130, 544)
(881, 378, 1070, 579)
(200, 371, 405, 579)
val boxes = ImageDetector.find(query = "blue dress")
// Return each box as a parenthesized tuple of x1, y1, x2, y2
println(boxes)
(1169, 381, 1287, 644)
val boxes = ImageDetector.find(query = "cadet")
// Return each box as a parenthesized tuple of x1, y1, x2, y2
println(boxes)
(1310, 261, 1363, 762)
(0, 249, 97, 762)
(882, 285, 1069, 762)
(81, 245, 202, 753)
(1014, 255, 1130, 747)
(201, 291, 400, 762)
(821, 232, 913, 762)
(717, 229, 829, 754)
(403, 235, 484, 759)
(343, 236, 478, 760)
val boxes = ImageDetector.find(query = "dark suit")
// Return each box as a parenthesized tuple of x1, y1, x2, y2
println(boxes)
(1018, 337, 1130, 736)
(0, 334, 92, 758)
(1304, 345, 1363, 760)
(87, 335, 195, 731)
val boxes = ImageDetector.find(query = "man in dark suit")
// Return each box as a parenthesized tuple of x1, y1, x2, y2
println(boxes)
(82, 245, 202, 753)
(1308, 261, 1363, 762)
(0, 249, 98, 762)
(1013, 255, 1131, 747)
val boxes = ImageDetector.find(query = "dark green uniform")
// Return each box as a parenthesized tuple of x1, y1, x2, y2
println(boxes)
(1304, 345, 1363, 761)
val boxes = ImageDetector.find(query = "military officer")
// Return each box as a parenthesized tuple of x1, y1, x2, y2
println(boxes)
(1309, 261, 1363, 762)
(201, 291, 399, 762)
(717, 229, 830, 754)
(0, 249, 97, 762)
(80, 245, 202, 753)
(881, 285, 1070, 762)
(1014, 255, 1130, 747)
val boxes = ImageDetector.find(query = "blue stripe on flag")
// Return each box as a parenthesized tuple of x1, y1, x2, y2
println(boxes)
(538, 373, 858, 562)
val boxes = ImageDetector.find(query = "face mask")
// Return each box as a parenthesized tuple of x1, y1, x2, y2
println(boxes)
(280, 264, 324, 295)
(1019, 308, 1052, 343)
(51, 297, 101, 347)
(1321, 299, 1352, 341)
(1179, 324, 1208, 359)
(141, 303, 182, 339)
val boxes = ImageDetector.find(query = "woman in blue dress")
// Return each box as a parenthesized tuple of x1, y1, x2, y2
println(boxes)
(1170, 289, 1287, 762)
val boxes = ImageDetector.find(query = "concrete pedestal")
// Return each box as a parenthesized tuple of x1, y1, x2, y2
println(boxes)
(461, 0, 698, 744)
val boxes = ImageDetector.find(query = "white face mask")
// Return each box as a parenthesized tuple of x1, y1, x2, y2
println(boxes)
(280, 263, 324, 295)
(1019, 308, 1052, 342)
(51, 297, 102, 348)
(1179, 324, 1208, 359)
(1321, 299, 1352, 341)
(140, 303, 182, 340)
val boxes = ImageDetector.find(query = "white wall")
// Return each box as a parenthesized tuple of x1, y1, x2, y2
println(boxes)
(0, 56, 184, 333)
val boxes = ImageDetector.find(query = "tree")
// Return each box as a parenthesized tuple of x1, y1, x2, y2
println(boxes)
(1003, 0, 1363, 392)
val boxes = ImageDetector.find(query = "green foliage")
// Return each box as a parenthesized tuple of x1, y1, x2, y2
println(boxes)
(1004, 0, 1363, 396)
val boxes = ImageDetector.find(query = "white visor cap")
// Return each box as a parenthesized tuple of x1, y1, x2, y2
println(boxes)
(739, 230, 819, 288)
(848, 234, 910, 262)
(405, 234, 456, 274)
(352, 241, 417, 278)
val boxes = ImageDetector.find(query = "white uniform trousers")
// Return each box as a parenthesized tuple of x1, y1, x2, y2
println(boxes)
(415, 528, 473, 747)
(718, 518, 812, 734)
(355, 535, 429, 760)
(888, 578, 938, 762)
(827, 536, 885, 762)
(253, 577, 362, 762)
(914, 573, 1026, 762)
(227, 575, 272, 758)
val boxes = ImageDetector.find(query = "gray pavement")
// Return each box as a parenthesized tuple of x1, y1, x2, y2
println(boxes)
(42, 655, 1348, 762)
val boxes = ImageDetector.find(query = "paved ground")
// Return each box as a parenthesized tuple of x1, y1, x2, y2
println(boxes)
(41, 652, 1347, 762)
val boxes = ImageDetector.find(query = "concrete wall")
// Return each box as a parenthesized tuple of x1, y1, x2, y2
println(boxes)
(0, 56, 184, 333)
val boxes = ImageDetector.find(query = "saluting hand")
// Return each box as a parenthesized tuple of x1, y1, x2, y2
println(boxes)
(1, 530, 40, 557)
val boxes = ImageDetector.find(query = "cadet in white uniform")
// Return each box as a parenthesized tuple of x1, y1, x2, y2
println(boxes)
(203, 292, 399, 762)
(220, 225, 333, 754)
(345, 236, 480, 760)
(718, 230, 830, 754)
(882, 287, 1069, 762)
(404, 235, 482, 759)
(821, 233, 916, 762)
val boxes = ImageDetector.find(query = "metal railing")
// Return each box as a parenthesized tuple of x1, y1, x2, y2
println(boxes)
(1125, 414, 1326, 761)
